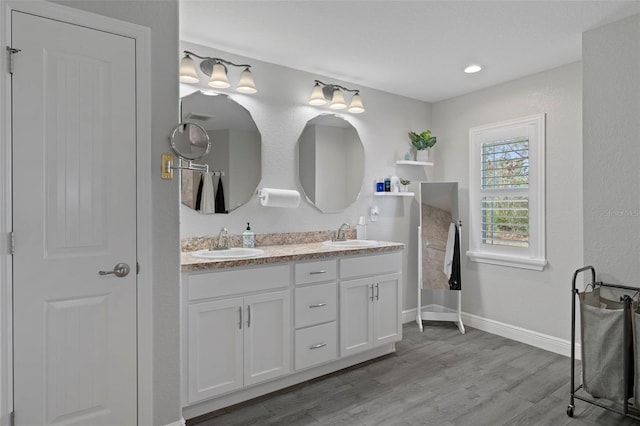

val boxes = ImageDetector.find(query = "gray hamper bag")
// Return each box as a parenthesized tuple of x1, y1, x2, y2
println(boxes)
(580, 288, 633, 404)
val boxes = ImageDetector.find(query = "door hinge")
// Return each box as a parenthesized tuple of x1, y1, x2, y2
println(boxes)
(6, 46, 21, 75)
(9, 232, 15, 255)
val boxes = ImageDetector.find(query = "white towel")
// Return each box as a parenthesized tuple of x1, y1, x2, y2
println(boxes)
(201, 172, 215, 214)
(444, 222, 456, 278)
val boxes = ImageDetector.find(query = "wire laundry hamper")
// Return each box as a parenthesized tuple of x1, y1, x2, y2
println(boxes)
(568, 266, 640, 420)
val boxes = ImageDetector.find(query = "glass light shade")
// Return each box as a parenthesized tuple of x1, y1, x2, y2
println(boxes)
(329, 89, 347, 110)
(308, 83, 327, 106)
(236, 68, 257, 94)
(208, 63, 231, 88)
(348, 93, 365, 113)
(179, 55, 199, 84)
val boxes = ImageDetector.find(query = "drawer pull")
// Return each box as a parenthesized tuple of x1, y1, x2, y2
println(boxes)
(309, 303, 327, 309)
(309, 343, 326, 350)
(309, 270, 326, 275)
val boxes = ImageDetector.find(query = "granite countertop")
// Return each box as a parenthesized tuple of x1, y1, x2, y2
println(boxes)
(181, 240, 404, 272)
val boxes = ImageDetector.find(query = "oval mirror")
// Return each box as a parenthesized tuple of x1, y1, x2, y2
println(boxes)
(180, 92, 262, 213)
(297, 114, 364, 213)
(169, 122, 210, 160)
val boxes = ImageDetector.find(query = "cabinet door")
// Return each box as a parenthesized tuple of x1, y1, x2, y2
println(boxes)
(187, 297, 244, 403)
(373, 273, 403, 346)
(340, 277, 374, 356)
(244, 290, 291, 386)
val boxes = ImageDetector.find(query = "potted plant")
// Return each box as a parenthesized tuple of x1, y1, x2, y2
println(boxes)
(400, 178, 411, 192)
(408, 130, 437, 162)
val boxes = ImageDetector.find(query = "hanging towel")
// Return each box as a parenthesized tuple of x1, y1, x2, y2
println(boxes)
(444, 222, 456, 278)
(448, 224, 461, 290)
(200, 172, 215, 214)
(195, 174, 204, 211)
(215, 176, 226, 213)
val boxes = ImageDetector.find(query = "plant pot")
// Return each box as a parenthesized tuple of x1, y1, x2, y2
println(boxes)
(416, 148, 430, 163)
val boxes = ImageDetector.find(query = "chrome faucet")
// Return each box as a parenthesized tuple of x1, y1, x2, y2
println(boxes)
(334, 223, 350, 241)
(211, 227, 229, 250)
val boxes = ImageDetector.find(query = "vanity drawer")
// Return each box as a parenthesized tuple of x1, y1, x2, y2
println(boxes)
(294, 260, 337, 285)
(185, 264, 289, 301)
(340, 252, 402, 279)
(294, 282, 336, 328)
(295, 322, 337, 371)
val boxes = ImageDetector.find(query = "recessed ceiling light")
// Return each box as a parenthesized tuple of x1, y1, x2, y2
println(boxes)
(464, 64, 483, 74)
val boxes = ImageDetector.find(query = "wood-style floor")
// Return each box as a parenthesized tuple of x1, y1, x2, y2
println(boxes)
(190, 322, 638, 425)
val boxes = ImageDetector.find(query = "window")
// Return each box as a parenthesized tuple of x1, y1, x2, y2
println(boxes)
(468, 114, 546, 270)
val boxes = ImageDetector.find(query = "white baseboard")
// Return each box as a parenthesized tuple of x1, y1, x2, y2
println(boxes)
(403, 307, 581, 359)
(165, 418, 186, 426)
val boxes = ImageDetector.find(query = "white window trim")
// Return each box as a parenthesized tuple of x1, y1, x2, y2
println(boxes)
(467, 113, 547, 271)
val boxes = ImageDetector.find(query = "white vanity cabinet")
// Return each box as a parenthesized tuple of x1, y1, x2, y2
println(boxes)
(183, 265, 290, 404)
(339, 252, 402, 357)
(181, 247, 403, 419)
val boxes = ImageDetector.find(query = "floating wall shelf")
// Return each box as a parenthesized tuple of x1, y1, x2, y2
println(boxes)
(374, 192, 415, 197)
(396, 160, 433, 167)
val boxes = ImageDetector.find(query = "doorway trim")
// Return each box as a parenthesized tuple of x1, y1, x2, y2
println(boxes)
(0, 1, 153, 425)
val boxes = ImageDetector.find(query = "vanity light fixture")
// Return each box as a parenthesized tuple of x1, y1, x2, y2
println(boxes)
(308, 80, 365, 114)
(464, 64, 483, 74)
(179, 50, 257, 94)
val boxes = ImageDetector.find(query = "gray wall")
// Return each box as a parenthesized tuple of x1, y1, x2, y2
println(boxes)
(179, 41, 433, 311)
(431, 62, 583, 340)
(583, 14, 640, 286)
(50, 1, 181, 424)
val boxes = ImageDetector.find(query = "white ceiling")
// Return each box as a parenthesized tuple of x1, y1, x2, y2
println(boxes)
(180, 1, 640, 103)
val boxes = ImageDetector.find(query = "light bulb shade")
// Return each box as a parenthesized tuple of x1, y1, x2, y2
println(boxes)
(348, 93, 365, 113)
(308, 83, 327, 106)
(329, 89, 347, 110)
(179, 55, 199, 84)
(208, 63, 230, 89)
(236, 68, 257, 94)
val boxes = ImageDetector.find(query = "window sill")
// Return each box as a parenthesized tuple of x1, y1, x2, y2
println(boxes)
(466, 251, 547, 271)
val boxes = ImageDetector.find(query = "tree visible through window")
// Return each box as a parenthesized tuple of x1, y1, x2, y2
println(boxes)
(481, 137, 529, 247)
(468, 114, 546, 271)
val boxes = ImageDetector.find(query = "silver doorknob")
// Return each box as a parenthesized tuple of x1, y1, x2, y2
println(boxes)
(99, 263, 131, 278)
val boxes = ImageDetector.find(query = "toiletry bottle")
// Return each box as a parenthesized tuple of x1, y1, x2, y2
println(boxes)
(384, 177, 391, 192)
(243, 222, 255, 248)
(376, 180, 384, 192)
(356, 216, 367, 240)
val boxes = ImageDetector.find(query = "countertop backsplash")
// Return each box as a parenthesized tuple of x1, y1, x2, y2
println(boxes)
(181, 229, 357, 252)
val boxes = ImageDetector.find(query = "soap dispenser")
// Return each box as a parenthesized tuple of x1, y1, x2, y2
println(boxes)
(243, 222, 255, 248)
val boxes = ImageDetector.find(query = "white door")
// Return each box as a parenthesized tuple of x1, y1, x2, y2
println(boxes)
(187, 298, 244, 403)
(373, 273, 402, 346)
(340, 277, 374, 356)
(244, 290, 291, 386)
(12, 11, 138, 425)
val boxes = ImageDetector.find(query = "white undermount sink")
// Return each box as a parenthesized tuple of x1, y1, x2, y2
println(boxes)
(322, 239, 379, 248)
(191, 248, 265, 259)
